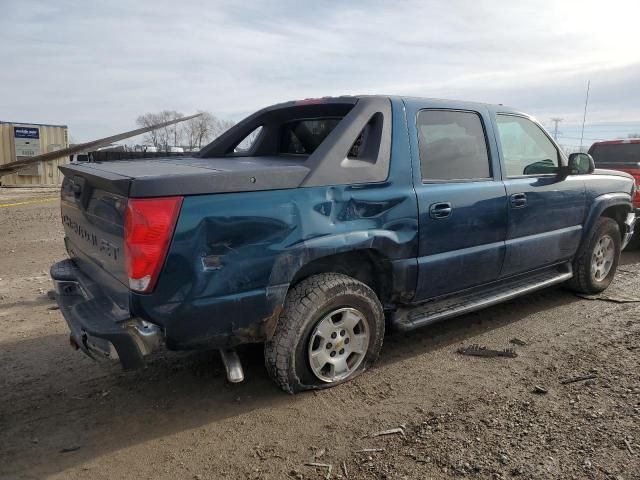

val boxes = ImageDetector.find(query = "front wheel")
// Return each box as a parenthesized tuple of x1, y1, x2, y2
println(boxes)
(264, 273, 385, 394)
(568, 217, 621, 294)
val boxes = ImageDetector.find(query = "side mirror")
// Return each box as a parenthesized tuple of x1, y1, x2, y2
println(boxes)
(568, 152, 595, 175)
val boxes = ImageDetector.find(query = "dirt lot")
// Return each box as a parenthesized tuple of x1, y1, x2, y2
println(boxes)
(0, 187, 638, 480)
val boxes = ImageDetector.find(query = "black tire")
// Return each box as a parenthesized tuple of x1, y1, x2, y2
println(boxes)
(568, 217, 621, 294)
(264, 273, 385, 394)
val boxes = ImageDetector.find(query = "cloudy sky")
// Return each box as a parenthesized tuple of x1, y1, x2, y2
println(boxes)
(1, 0, 639, 147)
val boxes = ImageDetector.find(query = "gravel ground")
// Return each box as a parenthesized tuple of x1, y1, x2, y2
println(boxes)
(0, 187, 638, 480)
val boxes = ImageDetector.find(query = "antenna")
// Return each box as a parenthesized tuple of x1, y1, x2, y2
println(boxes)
(579, 80, 591, 151)
(550, 117, 563, 140)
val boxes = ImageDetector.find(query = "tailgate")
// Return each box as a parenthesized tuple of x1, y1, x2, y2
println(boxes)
(60, 170, 131, 308)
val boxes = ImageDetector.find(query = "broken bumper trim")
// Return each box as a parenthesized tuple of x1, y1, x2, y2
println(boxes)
(51, 259, 163, 370)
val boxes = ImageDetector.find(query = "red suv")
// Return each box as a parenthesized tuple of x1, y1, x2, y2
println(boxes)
(589, 139, 640, 247)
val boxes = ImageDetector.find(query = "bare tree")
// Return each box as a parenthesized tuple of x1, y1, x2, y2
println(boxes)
(182, 111, 235, 150)
(138, 110, 234, 151)
(136, 110, 186, 150)
(184, 111, 213, 150)
(214, 118, 236, 140)
(136, 112, 162, 148)
(159, 110, 184, 150)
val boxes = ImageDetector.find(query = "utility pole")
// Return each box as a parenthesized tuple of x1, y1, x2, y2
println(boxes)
(550, 117, 563, 140)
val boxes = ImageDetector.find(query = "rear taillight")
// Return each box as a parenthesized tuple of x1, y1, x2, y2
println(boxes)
(633, 175, 640, 207)
(124, 197, 183, 293)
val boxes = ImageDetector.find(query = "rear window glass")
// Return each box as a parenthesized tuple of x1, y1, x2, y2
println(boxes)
(280, 118, 341, 155)
(417, 110, 491, 181)
(590, 143, 640, 165)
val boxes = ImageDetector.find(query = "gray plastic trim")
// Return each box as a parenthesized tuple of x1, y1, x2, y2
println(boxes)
(198, 96, 392, 187)
(301, 97, 392, 186)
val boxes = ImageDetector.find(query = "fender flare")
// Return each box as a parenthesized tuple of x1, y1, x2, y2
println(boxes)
(579, 192, 632, 252)
(262, 229, 414, 325)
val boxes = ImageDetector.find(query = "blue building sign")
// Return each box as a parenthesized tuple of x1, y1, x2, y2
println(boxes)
(14, 127, 40, 139)
(13, 125, 41, 158)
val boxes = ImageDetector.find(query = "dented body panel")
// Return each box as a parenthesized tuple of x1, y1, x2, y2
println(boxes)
(132, 99, 418, 348)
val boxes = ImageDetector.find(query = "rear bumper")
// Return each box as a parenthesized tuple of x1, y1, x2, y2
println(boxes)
(51, 259, 163, 370)
(622, 211, 636, 250)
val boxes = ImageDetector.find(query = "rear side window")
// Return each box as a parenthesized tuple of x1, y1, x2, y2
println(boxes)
(496, 114, 559, 177)
(417, 110, 491, 181)
(280, 118, 341, 155)
(590, 143, 640, 165)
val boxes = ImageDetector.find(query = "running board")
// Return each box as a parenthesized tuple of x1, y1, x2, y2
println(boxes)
(392, 264, 573, 332)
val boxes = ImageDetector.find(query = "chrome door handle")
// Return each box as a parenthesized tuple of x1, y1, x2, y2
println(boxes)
(429, 202, 453, 219)
(510, 193, 527, 208)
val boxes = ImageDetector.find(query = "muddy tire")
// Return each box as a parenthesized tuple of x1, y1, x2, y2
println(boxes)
(568, 217, 621, 294)
(264, 273, 385, 394)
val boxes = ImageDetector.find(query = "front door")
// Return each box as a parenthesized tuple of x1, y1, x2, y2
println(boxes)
(492, 113, 586, 278)
(409, 104, 508, 301)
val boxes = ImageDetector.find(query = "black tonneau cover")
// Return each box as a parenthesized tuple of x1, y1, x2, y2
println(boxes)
(59, 156, 310, 198)
(59, 96, 393, 198)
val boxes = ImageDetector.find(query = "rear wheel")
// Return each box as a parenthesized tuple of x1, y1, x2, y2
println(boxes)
(568, 217, 621, 294)
(264, 273, 384, 394)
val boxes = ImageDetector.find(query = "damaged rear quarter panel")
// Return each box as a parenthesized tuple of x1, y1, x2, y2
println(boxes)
(130, 100, 419, 349)
(131, 182, 418, 349)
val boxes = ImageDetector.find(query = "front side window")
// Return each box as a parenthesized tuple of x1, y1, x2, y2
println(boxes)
(496, 115, 559, 177)
(417, 110, 491, 181)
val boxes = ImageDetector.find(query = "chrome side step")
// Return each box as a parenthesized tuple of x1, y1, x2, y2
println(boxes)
(392, 264, 573, 331)
(219, 349, 245, 383)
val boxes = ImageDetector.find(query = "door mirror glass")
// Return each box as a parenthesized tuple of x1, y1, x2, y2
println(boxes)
(568, 152, 595, 175)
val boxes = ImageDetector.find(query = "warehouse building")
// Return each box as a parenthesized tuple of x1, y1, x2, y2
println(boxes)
(0, 121, 69, 186)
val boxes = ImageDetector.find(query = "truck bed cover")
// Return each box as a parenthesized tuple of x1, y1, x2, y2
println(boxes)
(60, 156, 310, 197)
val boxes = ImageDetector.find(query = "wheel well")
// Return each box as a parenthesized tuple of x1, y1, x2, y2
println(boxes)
(601, 205, 629, 235)
(290, 250, 393, 303)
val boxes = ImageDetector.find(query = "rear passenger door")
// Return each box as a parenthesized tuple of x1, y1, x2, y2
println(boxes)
(406, 103, 508, 301)
(492, 113, 586, 277)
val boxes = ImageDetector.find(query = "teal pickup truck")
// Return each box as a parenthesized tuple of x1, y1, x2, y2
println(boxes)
(51, 96, 635, 393)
